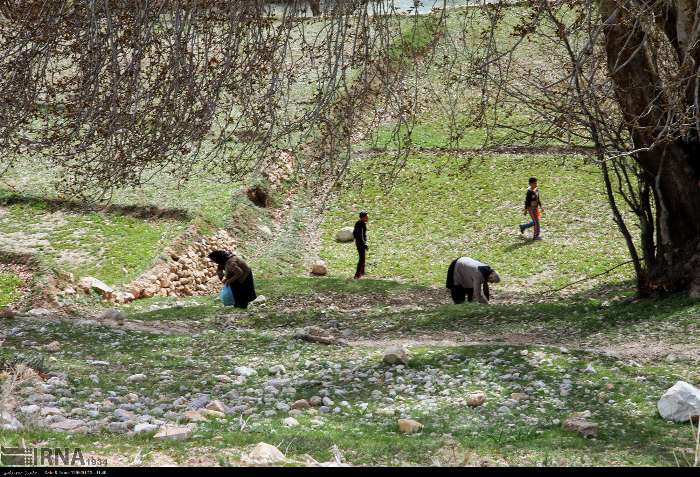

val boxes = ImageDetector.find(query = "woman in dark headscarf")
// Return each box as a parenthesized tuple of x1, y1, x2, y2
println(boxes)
(208, 250, 257, 309)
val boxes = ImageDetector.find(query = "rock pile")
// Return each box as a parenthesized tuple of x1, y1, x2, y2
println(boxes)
(125, 229, 238, 300)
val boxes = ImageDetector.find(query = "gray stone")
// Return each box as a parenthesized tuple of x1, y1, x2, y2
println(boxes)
(658, 381, 700, 422)
(269, 365, 286, 375)
(335, 227, 355, 243)
(0, 411, 23, 431)
(108, 421, 129, 433)
(49, 419, 87, 431)
(154, 425, 194, 441)
(114, 409, 135, 421)
(79, 277, 113, 296)
(188, 395, 210, 410)
(234, 366, 257, 377)
(134, 422, 158, 434)
(127, 373, 147, 383)
(20, 405, 40, 415)
(282, 417, 299, 427)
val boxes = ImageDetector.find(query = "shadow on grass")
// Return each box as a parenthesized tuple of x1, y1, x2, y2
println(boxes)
(503, 237, 536, 252)
(0, 190, 192, 221)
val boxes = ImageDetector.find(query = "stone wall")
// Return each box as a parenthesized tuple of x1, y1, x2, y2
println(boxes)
(125, 229, 238, 300)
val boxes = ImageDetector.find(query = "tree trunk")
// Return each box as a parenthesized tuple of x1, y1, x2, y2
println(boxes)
(641, 144, 700, 296)
(309, 0, 321, 15)
(597, 0, 700, 296)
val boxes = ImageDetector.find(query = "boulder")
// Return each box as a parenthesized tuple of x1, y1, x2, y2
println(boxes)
(397, 418, 423, 434)
(244, 442, 286, 465)
(335, 227, 355, 243)
(78, 277, 113, 296)
(311, 260, 328, 276)
(383, 346, 409, 365)
(658, 381, 700, 422)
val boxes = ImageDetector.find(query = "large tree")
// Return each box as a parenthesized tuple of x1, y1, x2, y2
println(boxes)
(431, 0, 700, 296)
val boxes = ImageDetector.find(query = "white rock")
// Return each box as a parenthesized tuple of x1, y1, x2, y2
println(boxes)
(244, 442, 286, 464)
(234, 366, 257, 377)
(134, 423, 158, 433)
(335, 227, 355, 243)
(0, 411, 23, 431)
(282, 417, 299, 427)
(154, 425, 194, 441)
(78, 276, 113, 296)
(269, 364, 286, 375)
(658, 381, 700, 422)
(20, 405, 40, 415)
(127, 374, 147, 383)
(28, 308, 52, 317)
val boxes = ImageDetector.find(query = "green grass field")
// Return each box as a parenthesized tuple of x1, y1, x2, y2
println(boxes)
(320, 153, 632, 293)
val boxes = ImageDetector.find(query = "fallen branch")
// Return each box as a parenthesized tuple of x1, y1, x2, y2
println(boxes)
(544, 259, 637, 295)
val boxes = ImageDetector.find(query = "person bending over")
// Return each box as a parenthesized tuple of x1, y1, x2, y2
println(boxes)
(208, 250, 257, 309)
(446, 256, 500, 304)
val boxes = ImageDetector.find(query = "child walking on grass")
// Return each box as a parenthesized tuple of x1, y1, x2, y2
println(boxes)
(519, 177, 544, 240)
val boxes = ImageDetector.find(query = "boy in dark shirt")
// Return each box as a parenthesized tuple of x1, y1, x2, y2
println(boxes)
(519, 177, 544, 240)
(353, 211, 369, 279)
